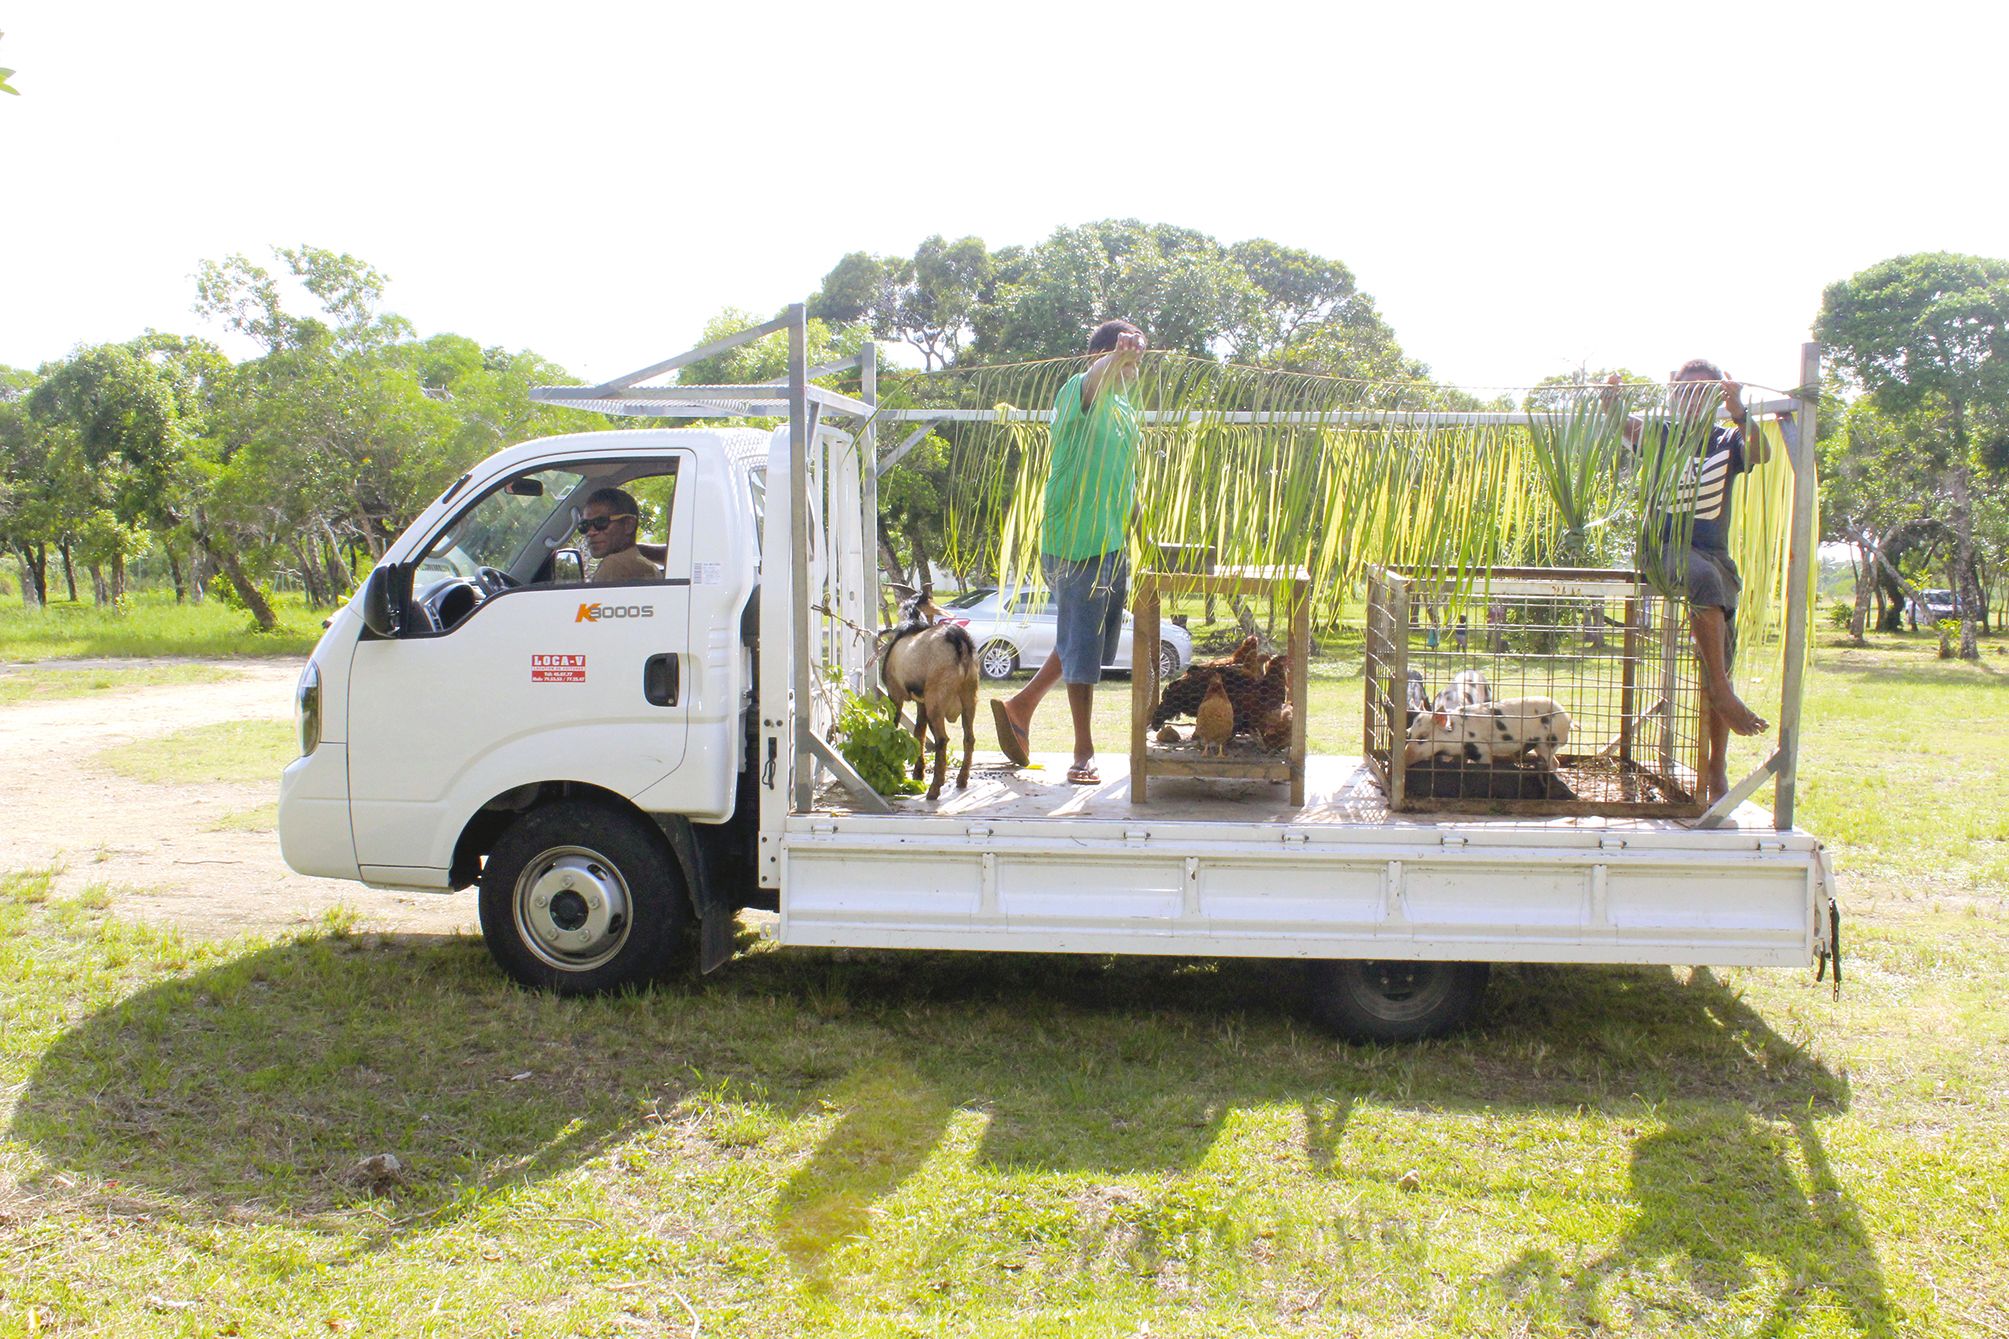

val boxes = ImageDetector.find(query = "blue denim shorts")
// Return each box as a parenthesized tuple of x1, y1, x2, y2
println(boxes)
(1042, 550, 1127, 685)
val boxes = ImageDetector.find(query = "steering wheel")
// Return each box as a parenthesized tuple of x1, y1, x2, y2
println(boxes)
(415, 576, 484, 633)
(476, 565, 521, 594)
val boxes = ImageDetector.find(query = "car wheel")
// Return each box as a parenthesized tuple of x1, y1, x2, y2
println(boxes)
(978, 639, 1020, 680)
(1158, 640, 1182, 681)
(1306, 960, 1489, 1041)
(478, 800, 690, 995)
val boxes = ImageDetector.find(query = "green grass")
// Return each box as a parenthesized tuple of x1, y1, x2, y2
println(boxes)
(0, 662, 243, 707)
(2, 633, 2006, 1335)
(92, 719, 298, 787)
(213, 802, 280, 833)
(0, 587, 324, 660)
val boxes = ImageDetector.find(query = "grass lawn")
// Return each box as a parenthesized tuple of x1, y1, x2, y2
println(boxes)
(0, 662, 243, 708)
(2, 633, 2006, 1335)
(91, 719, 299, 788)
(0, 587, 324, 661)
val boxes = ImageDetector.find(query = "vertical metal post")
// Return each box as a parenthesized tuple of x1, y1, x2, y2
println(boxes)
(1619, 591, 1639, 767)
(787, 305, 814, 813)
(1130, 575, 1158, 803)
(1390, 573, 1411, 812)
(860, 341, 881, 640)
(1773, 342, 1821, 830)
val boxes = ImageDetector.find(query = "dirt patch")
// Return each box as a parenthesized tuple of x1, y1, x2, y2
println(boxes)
(0, 658, 475, 939)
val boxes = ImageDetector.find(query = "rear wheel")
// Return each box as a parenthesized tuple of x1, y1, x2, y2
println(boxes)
(978, 639, 1020, 680)
(478, 800, 690, 995)
(1306, 960, 1489, 1041)
(1158, 640, 1182, 680)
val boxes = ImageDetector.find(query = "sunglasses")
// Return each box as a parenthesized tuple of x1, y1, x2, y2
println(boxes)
(577, 513, 636, 535)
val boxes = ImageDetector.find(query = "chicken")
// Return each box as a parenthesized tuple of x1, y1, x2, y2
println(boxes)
(1155, 725, 1182, 745)
(1195, 673, 1236, 758)
(1255, 655, 1293, 751)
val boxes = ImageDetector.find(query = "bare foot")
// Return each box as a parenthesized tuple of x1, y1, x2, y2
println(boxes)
(1709, 682, 1769, 736)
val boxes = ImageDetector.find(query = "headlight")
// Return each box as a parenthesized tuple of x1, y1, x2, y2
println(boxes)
(296, 660, 322, 757)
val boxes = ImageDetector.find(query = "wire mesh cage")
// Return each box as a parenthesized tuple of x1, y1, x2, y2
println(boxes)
(1364, 566, 1705, 818)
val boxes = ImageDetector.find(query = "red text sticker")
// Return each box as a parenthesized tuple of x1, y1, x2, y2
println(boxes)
(531, 653, 587, 683)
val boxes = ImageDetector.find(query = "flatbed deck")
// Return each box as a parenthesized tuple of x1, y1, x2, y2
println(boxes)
(818, 752, 1770, 832)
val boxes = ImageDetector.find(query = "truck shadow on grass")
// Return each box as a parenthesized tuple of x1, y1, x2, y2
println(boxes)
(11, 927, 1890, 1330)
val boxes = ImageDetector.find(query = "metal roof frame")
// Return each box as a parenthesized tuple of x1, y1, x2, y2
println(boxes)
(531, 308, 1821, 833)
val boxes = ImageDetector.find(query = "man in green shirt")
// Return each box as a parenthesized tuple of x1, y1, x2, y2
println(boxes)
(991, 319, 1146, 784)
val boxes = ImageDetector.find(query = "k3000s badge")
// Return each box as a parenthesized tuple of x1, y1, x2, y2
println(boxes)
(575, 602, 655, 623)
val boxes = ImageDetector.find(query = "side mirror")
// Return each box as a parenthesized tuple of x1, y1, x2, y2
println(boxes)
(360, 563, 413, 638)
(504, 477, 545, 497)
(550, 547, 586, 585)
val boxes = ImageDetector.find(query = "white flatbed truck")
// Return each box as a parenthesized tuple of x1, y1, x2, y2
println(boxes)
(278, 309, 1840, 1039)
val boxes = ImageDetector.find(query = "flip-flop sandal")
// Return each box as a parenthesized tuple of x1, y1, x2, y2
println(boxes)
(1066, 764, 1100, 786)
(990, 699, 1030, 766)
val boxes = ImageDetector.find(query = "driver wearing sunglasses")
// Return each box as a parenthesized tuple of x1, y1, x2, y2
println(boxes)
(578, 487, 662, 584)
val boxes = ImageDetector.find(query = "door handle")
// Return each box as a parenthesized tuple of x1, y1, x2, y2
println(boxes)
(644, 653, 680, 706)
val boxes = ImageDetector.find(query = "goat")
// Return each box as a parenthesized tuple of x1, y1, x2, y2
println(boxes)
(881, 592, 980, 801)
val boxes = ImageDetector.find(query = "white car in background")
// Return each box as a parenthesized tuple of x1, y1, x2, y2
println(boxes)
(942, 588, 1195, 681)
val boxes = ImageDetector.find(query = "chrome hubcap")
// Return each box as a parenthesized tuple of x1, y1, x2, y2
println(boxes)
(982, 644, 1014, 677)
(513, 846, 632, 972)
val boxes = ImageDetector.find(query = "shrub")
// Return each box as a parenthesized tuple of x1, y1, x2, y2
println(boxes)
(833, 690, 923, 796)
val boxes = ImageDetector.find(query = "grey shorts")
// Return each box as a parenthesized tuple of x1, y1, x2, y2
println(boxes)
(1043, 549, 1127, 685)
(1670, 547, 1742, 667)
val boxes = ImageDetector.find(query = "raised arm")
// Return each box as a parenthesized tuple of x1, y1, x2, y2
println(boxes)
(1081, 329, 1147, 412)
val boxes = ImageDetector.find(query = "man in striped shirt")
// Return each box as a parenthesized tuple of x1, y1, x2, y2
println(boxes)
(1620, 360, 1774, 805)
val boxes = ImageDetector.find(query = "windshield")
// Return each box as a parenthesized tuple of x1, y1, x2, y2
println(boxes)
(422, 467, 585, 578)
(945, 589, 995, 610)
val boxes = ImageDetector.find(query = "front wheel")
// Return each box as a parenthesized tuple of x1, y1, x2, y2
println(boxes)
(978, 639, 1020, 680)
(479, 800, 690, 995)
(1306, 960, 1489, 1041)
(1157, 640, 1182, 681)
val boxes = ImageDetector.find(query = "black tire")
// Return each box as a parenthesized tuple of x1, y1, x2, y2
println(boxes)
(1158, 640, 1182, 681)
(1306, 959, 1489, 1042)
(978, 639, 1020, 681)
(478, 800, 690, 995)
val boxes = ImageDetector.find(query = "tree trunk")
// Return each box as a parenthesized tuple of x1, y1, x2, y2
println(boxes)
(165, 545, 187, 602)
(110, 551, 127, 604)
(1849, 539, 1873, 643)
(878, 529, 913, 609)
(206, 540, 278, 631)
(904, 523, 932, 596)
(291, 537, 327, 607)
(320, 523, 351, 599)
(89, 563, 110, 606)
(15, 548, 45, 606)
(59, 540, 78, 602)
(1950, 464, 1982, 660)
(191, 546, 210, 602)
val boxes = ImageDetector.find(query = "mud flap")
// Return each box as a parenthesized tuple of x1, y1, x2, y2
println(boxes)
(658, 817, 737, 975)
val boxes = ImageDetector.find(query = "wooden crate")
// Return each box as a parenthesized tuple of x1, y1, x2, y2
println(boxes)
(1130, 568, 1309, 805)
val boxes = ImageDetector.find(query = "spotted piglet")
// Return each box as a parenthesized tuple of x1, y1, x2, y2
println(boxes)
(1404, 695, 1571, 770)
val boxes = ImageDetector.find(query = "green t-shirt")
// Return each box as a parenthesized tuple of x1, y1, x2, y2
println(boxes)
(1042, 371, 1140, 560)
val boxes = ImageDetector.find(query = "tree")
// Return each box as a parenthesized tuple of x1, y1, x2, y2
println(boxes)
(970, 220, 1256, 361)
(1818, 253, 2009, 658)
(809, 237, 991, 371)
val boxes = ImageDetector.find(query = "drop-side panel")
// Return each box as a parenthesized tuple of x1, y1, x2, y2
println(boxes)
(779, 825, 1820, 967)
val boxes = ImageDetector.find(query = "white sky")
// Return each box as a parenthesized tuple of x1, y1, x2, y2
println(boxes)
(5, 2, 2004, 396)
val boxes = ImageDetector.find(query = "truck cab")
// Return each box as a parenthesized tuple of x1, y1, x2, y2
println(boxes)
(281, 427, 786, 989)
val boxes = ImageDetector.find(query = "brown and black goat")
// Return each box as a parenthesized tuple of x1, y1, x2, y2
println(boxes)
(881, 592, 980, 800)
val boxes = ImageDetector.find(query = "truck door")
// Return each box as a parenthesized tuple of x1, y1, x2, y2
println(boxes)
(347, 454, 694, 880)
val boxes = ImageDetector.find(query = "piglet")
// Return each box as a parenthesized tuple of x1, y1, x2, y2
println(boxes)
(1404, 695, 1571, 770)
(1431, 668, 1490, 713)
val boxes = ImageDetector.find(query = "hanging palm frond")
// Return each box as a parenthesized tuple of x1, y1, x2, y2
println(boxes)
(871, 352, 1812, 675)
